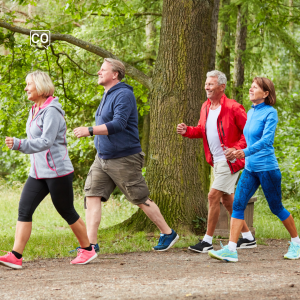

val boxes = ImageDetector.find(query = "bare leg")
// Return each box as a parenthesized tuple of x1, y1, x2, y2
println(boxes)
(138, 199, 172, 234)
(13, 221, 32, 254)
(229, 217, 244, 243)
(69, 218, 90, 248)
(221, 193, 250, 233)
(282, 214, 298, 238)
(85, 196, 102, 244)
(206, 189, 225, 236)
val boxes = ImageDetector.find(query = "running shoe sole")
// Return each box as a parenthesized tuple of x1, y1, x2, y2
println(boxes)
(70, 253, 98, 265)
(208, 251, 238, 262)
(284, 255, 300, 260)
(237, 243, 257, 250)
(152, 234, 179, 252)
(188, 246, 213, 253)
(0, 261, 22, 269)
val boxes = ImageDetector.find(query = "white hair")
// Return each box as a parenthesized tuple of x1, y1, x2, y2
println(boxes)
(26, 70, 55, 97)
(206, 70, 227, 86)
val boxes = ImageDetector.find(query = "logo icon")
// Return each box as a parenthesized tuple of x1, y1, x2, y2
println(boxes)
(30, 30, 51, 49)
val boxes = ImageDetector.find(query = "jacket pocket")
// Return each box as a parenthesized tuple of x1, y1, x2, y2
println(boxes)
(84, 170, 92, 191)
(125, 176, 149, 202)
(45, 150, 56, 171)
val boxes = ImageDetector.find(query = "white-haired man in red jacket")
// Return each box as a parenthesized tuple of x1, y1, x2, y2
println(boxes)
(177, 70, 256, 253)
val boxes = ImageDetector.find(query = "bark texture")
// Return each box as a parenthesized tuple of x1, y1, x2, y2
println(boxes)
(216, 0, 231, 83)
(232, 4, 247, 103)
(209, 0, 221, 71)
(125, 0, 213, 232)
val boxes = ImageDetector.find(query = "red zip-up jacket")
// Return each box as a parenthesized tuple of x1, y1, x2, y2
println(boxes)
(183, 94, 247, 174)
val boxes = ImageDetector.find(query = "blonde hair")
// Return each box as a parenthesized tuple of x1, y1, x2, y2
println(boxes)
(104, 58, 125, 80)
(26, 70, 55, 97)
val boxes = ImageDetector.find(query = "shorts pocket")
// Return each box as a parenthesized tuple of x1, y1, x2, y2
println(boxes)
(84, 170, 92, 191)
(125, 177, 149, 202)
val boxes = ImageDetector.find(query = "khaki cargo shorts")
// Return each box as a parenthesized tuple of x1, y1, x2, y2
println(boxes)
(84, 152, 150, 207)
(211, 160, 240, 194)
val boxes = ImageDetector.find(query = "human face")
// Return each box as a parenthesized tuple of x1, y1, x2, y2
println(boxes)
(24, 78, 39, 102)
(249, 81, 269, 106)
(97, 61, 118, 87)
(205, 76, 225, 101)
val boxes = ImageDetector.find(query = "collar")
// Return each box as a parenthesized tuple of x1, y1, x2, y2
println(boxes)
(251, 101, 266, 109)
(207, 93, 227, 108)
(32, 96, 55, 111)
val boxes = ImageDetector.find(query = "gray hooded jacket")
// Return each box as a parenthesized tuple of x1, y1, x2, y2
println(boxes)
(12, 97, 74, 179)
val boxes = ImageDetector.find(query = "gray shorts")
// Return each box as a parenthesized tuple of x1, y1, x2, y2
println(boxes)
(211, 160, 240, 194)
(84, 152, 150, 207)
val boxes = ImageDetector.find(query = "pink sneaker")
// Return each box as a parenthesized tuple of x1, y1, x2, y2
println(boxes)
(0, 252, 22, 269)
(70, 248, 97, 265)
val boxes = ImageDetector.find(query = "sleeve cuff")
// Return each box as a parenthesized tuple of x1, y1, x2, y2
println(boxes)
(243, 148, 250, 157)
(11, 137, 21, 150)
(105, 122, 115, 135)
(182, 126, 191, 137)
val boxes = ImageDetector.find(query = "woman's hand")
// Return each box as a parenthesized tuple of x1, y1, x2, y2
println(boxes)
(233, 149, 245, 159)
(5, 137, 14, 149)
(177, 123, 187, 135)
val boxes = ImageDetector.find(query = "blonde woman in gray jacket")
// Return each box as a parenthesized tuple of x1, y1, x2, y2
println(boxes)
(1, 71, 97, 269)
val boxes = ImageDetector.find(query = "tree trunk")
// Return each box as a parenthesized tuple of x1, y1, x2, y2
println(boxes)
(289, 0, 294, 92)
(216, 0, 231, 85)
(209, 0, 221, 71)
(125, 0, 214, 233)
(141, 15, 157, 164)
(232, 4, 247, 104)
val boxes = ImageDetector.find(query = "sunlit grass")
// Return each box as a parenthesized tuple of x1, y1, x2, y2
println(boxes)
(1, 179, 298, 261)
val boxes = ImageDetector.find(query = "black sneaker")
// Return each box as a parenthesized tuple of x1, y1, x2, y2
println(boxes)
(188, 240, 213, 253)
(237, 238, 257, 249)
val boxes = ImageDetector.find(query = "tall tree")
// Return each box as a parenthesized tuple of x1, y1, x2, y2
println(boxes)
(232, 3, 247, 103)
(0, 0, 218, 232)
(216, 0, 231, 85)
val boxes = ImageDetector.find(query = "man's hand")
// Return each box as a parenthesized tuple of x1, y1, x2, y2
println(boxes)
(225, 147, 236, 161)
(177, 123, 187, 135)
(73, 127, 90, 138)
(5, 137, 14, 149)
(232, 149, 245, 159)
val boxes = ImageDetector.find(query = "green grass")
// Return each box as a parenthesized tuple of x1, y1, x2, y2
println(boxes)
(0, 180, 199, 260)
(1, 180, 299, 261)
(254, 195, 300, 239)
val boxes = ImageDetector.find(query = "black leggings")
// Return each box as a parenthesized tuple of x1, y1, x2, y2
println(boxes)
(18, 173, 80, 225)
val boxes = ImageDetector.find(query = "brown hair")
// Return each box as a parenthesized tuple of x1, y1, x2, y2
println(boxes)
(104, 58, 125, 81)
(252, 77, 276, 106)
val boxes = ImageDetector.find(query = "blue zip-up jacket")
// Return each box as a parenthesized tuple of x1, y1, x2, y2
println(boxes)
(94, 82, 142, 159)
(243, 102, 279, 172)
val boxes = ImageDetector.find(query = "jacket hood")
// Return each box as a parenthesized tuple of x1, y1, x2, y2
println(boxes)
(33, 96, 65, 116)
(107, 82, 133, 94)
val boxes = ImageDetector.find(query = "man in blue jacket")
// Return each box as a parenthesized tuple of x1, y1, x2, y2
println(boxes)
(73, 58, 179, 252)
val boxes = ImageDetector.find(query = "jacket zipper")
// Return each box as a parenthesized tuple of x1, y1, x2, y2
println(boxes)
(221, 121, 225, 136)
(205, 106, 213, 164)
(217, 118, 234, 173)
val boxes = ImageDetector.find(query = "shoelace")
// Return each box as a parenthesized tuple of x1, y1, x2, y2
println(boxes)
(0, 250, 10, 256)
(287, 242, 297, 254)
(157, 234, 166, 246)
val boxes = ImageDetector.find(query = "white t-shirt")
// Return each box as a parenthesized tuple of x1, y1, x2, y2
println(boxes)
(205, 106, 226, 163)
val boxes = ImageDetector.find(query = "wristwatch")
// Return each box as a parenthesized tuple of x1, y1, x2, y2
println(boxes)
(88, 127, 94, 136)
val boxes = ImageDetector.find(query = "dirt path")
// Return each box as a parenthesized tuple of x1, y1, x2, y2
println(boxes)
(0, 239, 299, 300)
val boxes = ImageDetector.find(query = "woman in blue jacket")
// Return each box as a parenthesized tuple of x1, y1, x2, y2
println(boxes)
(208, 77, 300, 262)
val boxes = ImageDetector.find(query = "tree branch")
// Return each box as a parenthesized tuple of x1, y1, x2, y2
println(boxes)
(91, 12, 162, 17)
(0, 20, 153, 90)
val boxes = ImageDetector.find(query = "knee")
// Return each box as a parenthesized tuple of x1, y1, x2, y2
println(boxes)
(271, 207, 290, 221)
(58, 208, 80, 225)
(18, 208, 33, 222)
(208, 192, 219, 208)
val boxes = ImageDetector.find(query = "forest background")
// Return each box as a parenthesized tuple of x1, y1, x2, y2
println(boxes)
(0, 0, 300, 252)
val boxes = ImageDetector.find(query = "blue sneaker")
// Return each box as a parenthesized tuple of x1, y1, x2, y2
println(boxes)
(284, 241, 300, 260)
(153, 229, 179, 251)
(69, 243, 99, 254)
(208, 242, 238, 262)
